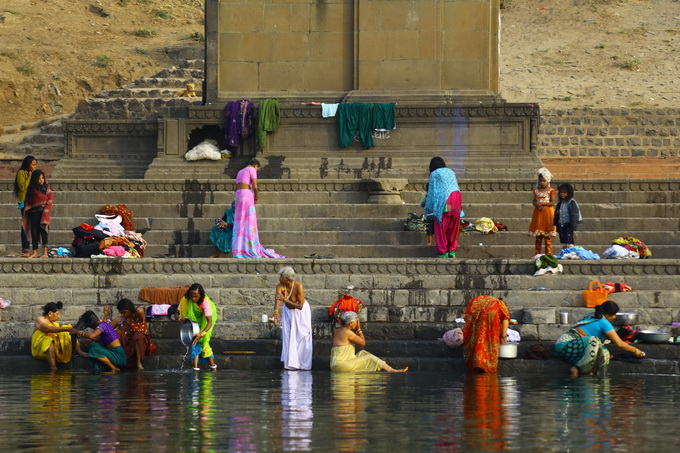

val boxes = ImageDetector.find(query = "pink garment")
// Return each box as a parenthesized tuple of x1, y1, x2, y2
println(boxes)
(235, 166, 257, 186)
(103, 245, 126, 256)
(231, 188, 285, 258)
(434, 191, 462, 255)
(198, 299, 213, 317)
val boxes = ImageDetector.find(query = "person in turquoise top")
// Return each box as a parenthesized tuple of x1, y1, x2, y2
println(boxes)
(555, 301, 645, 377)
(178, 283, 218, 371)
(424, 157, 464, 258)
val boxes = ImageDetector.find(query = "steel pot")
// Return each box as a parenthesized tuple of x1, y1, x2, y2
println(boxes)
(499, 342, 518, 359)
(638, 330, 671, 344)
(613, 312, 638, 326)
(180, 319, 200, 346)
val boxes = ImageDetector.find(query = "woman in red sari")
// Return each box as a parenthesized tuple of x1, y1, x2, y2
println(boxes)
(463, 295, 510, 373)
(109, 298, 156, 370)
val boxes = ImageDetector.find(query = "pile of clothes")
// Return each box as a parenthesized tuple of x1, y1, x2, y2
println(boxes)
(71, 205, 146, 258)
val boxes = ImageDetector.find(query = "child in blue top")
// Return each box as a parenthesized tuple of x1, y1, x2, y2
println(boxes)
(553, 183, 582, 249)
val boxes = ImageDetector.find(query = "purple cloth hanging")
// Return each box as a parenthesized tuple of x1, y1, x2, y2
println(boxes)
(225, 100, 254, 147)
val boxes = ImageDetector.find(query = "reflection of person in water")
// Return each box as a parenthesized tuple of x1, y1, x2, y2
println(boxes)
(29, 372, 73, 446)
(462, 373, 508, 450)
(281, 371, 313, 451)
(331, 311, 408, 372)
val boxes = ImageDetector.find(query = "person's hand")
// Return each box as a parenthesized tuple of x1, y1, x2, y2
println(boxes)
(103, 305, 111, 320)
(634, 348, 645, 358)
(177, 316, 185, 324)
(218, 220, 228, 228)
(537, 205, 543, 212)
(500, 333, 508, 344)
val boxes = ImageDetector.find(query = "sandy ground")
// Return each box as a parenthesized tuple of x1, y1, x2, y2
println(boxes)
(0, 0, 678, 138)
(500, 0, 680, 107)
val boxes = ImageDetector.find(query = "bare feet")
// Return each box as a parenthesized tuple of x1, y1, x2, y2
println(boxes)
(110, 366, 120, 373)
(137, 363, 145, 370)
(29, 251, 39, 258)
(387, 366, 409, 373)
(569, 366, 579, 377)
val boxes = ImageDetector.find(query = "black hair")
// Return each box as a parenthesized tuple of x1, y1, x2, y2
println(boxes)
(185, 283, 205, 304)
(41, 301, 63, 316)
(429, 157, 446, 173)
(557, 183, 575, 201)
(13, 155, 37, 196)
(116, 298, 136, 312)
(594, 301, 619, 318)
(247, 158, 261, 168)
(26, 169, 46, 200)
(74, 310, 99, 330)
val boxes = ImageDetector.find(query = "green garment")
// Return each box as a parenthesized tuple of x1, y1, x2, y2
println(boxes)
(337, 103, 374, 149)
(257, 98, 281, 150)
(372, 103, 396, 131)
(179, 295, 217, 358)
(15, 169, 31, 202)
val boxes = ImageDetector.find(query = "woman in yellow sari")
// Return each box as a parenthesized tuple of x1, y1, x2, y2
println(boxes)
(178, 283, 217, 371)
(331, 311, 407, 372)
(31, 301, 73, 371)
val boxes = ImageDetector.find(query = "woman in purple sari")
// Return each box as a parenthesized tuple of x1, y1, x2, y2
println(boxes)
(231, 158, 285, 258)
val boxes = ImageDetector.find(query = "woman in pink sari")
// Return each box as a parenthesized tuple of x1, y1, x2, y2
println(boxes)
(231, 158, 285, 258)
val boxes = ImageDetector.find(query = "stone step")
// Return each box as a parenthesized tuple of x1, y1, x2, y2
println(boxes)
(131, 77, 200, 88)
(96, 88, 203, 99)
(141, 68, 204, 80)
(0, 215, 673, 234)
(542, 157, 680, 179)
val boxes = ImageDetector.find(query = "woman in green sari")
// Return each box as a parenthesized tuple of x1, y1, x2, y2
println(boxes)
(178, 283, 217, 371)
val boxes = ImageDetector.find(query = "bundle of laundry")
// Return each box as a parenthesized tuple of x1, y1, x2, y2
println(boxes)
(474, 217, 499, 234)
(556, 246, 600, 260)
(185, 139, 222, 161)
(611, 236, 651, 258)
(603, 244, 640, 259)
(533, 254, 563, 276)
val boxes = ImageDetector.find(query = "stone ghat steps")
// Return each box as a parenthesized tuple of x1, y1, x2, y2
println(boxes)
(95, 88, 203, 99)
(542, 157, 680, 180)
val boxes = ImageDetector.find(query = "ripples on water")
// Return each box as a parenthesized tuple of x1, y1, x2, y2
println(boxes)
(1, 369, 680, 451)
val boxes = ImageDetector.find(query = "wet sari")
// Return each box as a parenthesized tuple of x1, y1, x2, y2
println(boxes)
(231, 189, 285, 258)
(463, 295, 510, 373)
(31, 321, 73, 364)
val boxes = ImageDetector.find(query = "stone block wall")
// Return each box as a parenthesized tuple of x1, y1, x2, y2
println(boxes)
(538, 107, 680, 158)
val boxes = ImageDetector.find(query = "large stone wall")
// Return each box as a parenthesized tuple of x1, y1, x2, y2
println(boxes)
(205, 0, 500, 103)
(538, 107, 680, 158)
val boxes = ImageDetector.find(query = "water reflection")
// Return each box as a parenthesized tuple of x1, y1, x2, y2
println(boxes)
(2, 370, 680, 451)
(280, 371, 313, 451)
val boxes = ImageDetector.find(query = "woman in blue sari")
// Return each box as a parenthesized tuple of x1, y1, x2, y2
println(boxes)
(555, 301, 644, 376)
(424, 157, 464, 258)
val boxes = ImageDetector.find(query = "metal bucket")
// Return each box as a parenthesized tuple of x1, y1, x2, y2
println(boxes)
(180, 319, 199, 346)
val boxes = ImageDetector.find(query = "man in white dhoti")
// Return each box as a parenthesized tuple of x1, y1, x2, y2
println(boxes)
(274, 266, 313, 370)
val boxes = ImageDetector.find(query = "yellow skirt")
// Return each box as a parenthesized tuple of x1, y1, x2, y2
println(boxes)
(330, 344, 385, 372)
(31, 325, 73, 364)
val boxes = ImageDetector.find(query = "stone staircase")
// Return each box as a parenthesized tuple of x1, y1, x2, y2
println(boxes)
(0, 178, 677, 259)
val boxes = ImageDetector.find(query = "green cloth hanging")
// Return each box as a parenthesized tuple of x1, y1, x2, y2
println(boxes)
(257, 98, 281, 149)
(337, 103, 374, 149)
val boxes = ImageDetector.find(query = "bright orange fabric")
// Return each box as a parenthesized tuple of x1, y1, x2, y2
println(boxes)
(528, 187, 557, 237)
(463, 295, 510, 373)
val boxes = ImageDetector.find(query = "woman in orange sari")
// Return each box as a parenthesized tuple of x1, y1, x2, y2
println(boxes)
(463, 295, 510, 373)
(109, 298, 156, 370)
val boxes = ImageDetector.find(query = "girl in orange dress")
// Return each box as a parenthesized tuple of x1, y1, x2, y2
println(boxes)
(528, 167, 557, 256)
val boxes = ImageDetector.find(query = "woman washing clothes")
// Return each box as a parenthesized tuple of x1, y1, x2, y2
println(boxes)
(178, 283, 217, 371)
(231, 158, 285, 258)
(555, 301, 644, 377)
(331, 311, 408, 372)
(72, 310, 126, 373)
(109, 299, 156, 370)
(463, 295, 510, 373)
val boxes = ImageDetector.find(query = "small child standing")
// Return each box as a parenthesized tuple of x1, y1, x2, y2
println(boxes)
(553, 183, 582, 249)
(527, 167, 557, 256)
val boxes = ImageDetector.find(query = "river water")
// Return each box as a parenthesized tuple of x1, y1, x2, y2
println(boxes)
(2, 369, 680, 451)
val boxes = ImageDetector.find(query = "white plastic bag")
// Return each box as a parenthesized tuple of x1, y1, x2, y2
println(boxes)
(185, 139, 222, 161)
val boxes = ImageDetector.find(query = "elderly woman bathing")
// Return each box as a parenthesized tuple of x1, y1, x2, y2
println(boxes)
(555, 301, 644, 377)
(274, 266, 313, 370)
(331, 311, 408, 372)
